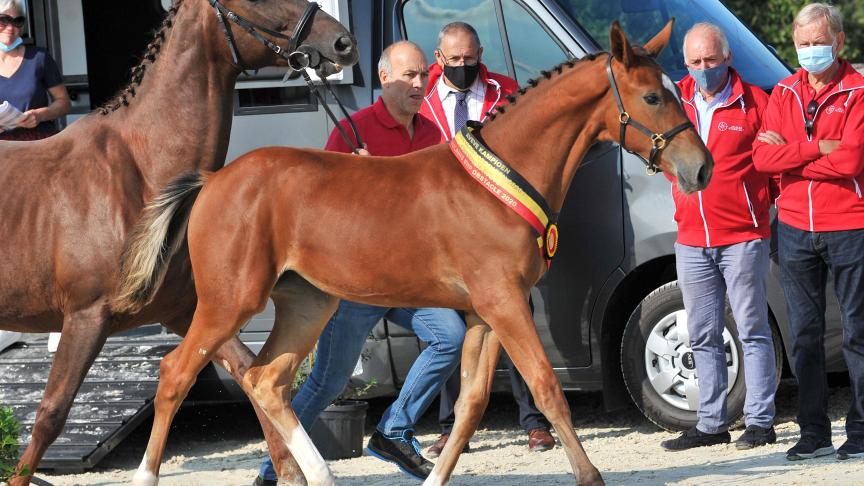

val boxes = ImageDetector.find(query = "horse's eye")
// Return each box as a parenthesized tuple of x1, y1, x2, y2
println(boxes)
(643, 93, 662, 106)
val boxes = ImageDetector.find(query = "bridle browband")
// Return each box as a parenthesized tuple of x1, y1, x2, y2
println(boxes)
(209, 0, 320, 72)
(208, 0, 364, 153)
(605, 54, 692, 175)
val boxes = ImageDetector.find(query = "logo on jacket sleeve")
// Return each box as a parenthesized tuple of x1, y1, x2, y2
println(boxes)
(717, 121, 743, 133)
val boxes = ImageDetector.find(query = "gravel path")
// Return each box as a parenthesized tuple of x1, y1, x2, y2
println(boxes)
(29, 379, 864, 485)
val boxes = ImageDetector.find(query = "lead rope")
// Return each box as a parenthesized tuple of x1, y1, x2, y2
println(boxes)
(295, 55, 364, 154)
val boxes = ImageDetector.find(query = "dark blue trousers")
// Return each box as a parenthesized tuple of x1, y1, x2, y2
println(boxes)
(778, 222, 864, 440)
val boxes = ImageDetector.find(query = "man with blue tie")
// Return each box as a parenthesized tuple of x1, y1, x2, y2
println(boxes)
(419, 21, 556, 457)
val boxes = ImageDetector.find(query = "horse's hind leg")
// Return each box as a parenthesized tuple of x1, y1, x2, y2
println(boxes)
(214, 337, 304, 481)
(162, 316, 302, 482)
(240, 274, 339, 486)
(133, 294, 270, 485)
(425, 313, 500, 486)
(11, 302, 111, 486)
(475, 292, 603, 485)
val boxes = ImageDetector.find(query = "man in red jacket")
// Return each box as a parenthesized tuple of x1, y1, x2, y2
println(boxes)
(419, 21, 518, 142)
(753, 3, 864, 462)
(419, 21, 555, 457)
(659, 23, 777, 452)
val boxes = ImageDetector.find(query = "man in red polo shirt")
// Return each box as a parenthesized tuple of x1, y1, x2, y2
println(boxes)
(325, 45, 439, 154)
(753, 3, 864, 462)
(254, 41, 465, 485)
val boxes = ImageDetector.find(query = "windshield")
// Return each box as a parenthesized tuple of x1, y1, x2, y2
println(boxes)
(554, 0, 791, 89)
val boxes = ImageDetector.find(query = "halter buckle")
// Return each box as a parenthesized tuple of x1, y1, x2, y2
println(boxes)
(619, 112, 630, 124)
(651, 133, 667, 150)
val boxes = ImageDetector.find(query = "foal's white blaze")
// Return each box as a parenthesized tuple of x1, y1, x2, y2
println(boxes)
(284, 422, 334, 486)
(662, 73, 684, 107)
(132, 453, 158, 486)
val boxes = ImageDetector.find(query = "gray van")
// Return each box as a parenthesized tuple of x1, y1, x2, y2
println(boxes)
(31, 0, 846, 433)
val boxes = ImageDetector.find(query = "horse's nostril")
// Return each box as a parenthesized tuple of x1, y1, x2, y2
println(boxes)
(697, 164, 709, 188)
(334, 35, 354, 55)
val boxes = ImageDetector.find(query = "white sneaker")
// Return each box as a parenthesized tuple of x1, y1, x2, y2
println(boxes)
(0, 331, 22, 353)
(48, 332, 61, 353)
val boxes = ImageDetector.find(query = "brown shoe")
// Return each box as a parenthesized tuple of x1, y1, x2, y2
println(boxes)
(426, 434, 470, 458)
(527, 428, 555, 452)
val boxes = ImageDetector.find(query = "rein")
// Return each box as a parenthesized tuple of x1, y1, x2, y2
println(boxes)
(209, 0, 364, 153)
(605, 54, 692, 175)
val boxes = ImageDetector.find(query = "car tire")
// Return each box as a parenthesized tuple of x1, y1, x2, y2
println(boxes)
(620, 281, 781, 432)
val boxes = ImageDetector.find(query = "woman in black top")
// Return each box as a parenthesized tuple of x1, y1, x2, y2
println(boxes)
(0, 0, 70, 140)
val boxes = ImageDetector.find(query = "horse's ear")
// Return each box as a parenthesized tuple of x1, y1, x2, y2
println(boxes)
(643, 18, 676, 59)
(609, 21, 635, 68)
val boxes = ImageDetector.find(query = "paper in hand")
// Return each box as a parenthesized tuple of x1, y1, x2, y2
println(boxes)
(0, 101, 25, 130)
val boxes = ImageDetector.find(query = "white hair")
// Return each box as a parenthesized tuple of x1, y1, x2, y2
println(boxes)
(377, 40, 425, 75)
(0, 0, 25, 15)
(794, 3, 844, 40)
(683, 22, 730, 59)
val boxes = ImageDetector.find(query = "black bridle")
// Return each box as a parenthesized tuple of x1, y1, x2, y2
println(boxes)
(605, 54, 692, 175)
(209, 0, 320, 72)
(208, 0, 364, 153)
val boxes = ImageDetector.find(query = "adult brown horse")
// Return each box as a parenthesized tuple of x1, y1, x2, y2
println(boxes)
(0, 0, 356, 484)
(114, 20, 711, 485)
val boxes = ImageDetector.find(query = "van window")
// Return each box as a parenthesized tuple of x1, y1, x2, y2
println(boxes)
(500, 1, 569, 84)
(554, 0, 790, 89)
(401, 0, 508, 76)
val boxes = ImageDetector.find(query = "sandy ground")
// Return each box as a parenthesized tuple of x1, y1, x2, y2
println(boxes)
(23, 378, 863, 486)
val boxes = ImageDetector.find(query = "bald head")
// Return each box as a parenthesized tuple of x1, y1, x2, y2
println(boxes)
(378, 40, 426, 78)
(378, 40, 429, 123)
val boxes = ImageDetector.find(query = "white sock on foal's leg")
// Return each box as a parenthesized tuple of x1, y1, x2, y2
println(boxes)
(284, 422, 334, 486)
(132, 453, 158, 486)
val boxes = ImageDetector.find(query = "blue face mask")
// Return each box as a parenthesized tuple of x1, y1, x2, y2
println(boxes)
(797, 44, 835, 74)
(688, 63, 729, 94)
(0, 37, 22, 52)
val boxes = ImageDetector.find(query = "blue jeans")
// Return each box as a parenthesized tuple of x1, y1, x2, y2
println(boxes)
(260, 301, 464, 480)
(676, 239, 777, 434)
(778, 222, 864, 440)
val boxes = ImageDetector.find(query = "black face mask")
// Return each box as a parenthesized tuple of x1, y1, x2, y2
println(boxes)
(443, 63, 480, 91)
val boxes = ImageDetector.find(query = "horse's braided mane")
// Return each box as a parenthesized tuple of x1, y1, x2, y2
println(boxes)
(98, 1, 184, 115)
(481, 52, 600, 124)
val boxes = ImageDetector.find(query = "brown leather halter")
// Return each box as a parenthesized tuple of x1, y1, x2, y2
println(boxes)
(605, 54, 693, 175)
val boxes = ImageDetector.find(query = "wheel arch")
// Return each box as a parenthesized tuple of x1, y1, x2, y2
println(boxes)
(597, 256, 677, 411)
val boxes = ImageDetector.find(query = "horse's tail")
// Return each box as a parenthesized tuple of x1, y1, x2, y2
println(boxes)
(112, 170, 209, 315)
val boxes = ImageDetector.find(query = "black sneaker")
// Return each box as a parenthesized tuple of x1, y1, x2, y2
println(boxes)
(661, 427, 731, 451)
(735, 425, 777, 449)
(837, 438, 864, 460)
(786, 435, 834, 461)
(366, 430, 434, 480)
(252, 476, 277, 486)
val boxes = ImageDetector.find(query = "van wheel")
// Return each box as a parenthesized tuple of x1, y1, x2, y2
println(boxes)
(620, 281, 769, 432)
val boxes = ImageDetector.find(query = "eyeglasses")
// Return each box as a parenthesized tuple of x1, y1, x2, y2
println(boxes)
(804, 100, 818, 139)
(0, 15, 26, 29)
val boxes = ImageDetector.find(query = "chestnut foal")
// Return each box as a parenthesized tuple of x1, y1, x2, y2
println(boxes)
(115, 20, 712, 485)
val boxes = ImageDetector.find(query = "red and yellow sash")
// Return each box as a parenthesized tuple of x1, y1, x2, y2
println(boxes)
(450, 126, 559, 262)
